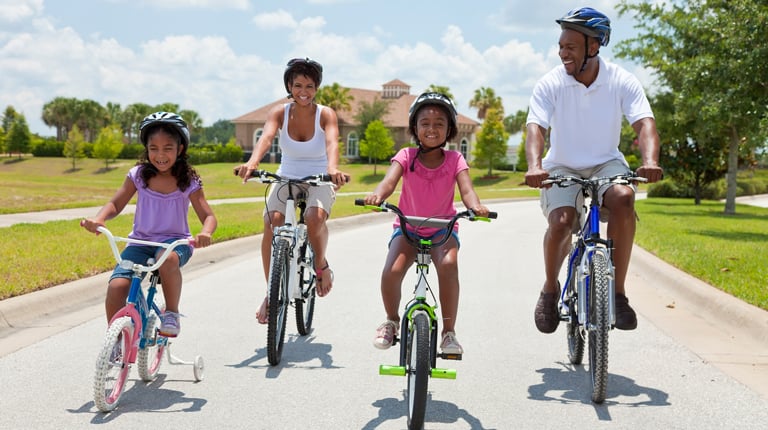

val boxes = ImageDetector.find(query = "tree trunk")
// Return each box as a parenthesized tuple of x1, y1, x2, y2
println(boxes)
(723, 126, 739, 215)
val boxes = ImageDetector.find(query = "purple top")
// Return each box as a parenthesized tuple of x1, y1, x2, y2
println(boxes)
(127, 165, 201, 244)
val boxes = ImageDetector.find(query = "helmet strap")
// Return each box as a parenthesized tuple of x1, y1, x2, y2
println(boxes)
(409, 145, 445, 172)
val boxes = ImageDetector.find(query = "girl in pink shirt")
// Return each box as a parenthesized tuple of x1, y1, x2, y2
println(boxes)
(363, 92, 490, 355)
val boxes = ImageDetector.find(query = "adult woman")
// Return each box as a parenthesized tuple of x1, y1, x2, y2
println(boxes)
(236, 58, 348, 323)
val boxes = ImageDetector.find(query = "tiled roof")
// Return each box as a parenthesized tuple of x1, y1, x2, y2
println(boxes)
(231, 82, 478, 129)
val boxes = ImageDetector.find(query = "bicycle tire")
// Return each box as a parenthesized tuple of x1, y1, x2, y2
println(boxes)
(295, 241, 316, 336)
(137, 312, 165, 381)
(588, 252, 610, 403)
(566, 258, 585, 364)
(267, 239, 291, 366)
(407, 312, 430, 430)
(93, 316, 133, 412)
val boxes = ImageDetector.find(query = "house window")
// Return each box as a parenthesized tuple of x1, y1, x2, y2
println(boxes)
(346, 132, 359, 157)
(270, 135, 280, 155)
(460, 138, 469, 159)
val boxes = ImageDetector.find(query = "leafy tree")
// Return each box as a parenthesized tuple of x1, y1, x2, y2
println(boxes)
(64, 125, 86, 170)
(469, 87, 503, 120)
(41, 97, 76, 141)
(6, 114, 31, 158)
(354, 97, 391, 156)
(200, 119, 235, 145)
(359, 120, 395, 175)
(616, 0, 768, 213)
(179, 109, 203, 136)
(93, 124, 124, 170)
(123, 102, 153, 143)
(472, 107, 508, 176)
(425, 85, 454, 100)
(73, 99, 108, 143)
(316, 83, 353, 113)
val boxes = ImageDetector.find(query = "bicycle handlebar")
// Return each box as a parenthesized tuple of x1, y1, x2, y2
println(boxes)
(94, 226, 192, 274)
(541, 172, 648, 187)
(234, 168, 350, 185)
(354, 199, 497, 248)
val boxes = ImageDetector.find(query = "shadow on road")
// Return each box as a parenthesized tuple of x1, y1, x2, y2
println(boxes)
(362, 391, 495, 430)
(225, 334, 342, 377)
(528, 364, 670, 420)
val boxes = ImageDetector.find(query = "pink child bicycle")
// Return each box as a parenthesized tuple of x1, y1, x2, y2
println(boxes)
(90, 225, 204, 412)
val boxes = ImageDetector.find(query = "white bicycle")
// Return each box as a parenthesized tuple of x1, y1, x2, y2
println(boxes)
(241, 169, 346, 366)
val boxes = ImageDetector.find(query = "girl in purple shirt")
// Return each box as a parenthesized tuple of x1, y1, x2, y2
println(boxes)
(363, 92, 490, 355)
(82, 112, 217, 339)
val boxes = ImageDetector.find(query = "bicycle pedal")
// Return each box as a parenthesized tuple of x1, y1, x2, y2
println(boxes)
(438, 353, 462, 361)
(379, 365, 406, 376)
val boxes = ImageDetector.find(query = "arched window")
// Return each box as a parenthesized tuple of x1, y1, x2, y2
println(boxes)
(346, 132, 359, 157)
(460, 138, 469, 160)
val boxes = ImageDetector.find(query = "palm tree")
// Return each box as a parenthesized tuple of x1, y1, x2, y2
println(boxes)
(425, 85, 454, 100)
(469, 87, 503, 120)
(179, 109, 203, 135)
(316, 83, 353, 113)
(41, 97, 74, 141)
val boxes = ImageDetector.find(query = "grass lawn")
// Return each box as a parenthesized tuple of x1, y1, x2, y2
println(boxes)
(1, 156, 766, 312)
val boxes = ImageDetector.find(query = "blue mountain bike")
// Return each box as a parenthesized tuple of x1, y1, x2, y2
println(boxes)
(542, 172, 646, 403)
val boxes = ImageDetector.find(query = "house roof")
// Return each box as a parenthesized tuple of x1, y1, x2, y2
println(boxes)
(231, 81, 479, 129)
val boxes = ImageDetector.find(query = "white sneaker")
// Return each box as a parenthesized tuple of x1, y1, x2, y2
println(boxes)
(440, 331, 464, 355)
(159, 311, 180, 337)
(373, 320, 398, 350)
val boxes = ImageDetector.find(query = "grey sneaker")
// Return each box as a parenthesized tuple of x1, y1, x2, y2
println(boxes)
(440, 331, 464, 355)
(373, 320, 398, 350)
(159, 311, 180, 337)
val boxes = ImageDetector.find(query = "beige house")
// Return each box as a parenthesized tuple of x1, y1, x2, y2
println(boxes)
(231, 79, 480, 163)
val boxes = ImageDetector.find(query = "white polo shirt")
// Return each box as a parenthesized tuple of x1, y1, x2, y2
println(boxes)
(527, 56, 654, 170)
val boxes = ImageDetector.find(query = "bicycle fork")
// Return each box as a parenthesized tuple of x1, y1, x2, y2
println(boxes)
(576, 245, 616, 328)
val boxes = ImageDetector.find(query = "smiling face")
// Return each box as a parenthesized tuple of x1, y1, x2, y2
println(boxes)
(146, 129, 181, 174)
(415, 105, 450, 148)
(558, 28, 598, 76)
(288, 74, 318, 105)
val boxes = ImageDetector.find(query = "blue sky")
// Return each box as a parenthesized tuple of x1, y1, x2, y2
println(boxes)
(0, 0, 653, 136)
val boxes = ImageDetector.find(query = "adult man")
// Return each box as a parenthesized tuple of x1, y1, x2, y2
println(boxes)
(524, 7, 664, 333)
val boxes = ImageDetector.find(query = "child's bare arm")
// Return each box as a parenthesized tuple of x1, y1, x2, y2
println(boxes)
(456, 170, 489, 217)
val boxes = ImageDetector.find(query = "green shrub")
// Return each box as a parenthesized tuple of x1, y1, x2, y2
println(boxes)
(119, 143, 143, 160)
(31, 140, 64, 157)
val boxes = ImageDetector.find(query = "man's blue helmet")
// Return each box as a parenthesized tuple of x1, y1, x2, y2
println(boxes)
(556, 7, 611, 47)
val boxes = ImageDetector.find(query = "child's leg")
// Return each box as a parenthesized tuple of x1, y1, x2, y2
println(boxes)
(157, 251, 182, 313)
(380, 236, 415, 322)
(432, 238, 460, 334)
(105, 277, 131, 322)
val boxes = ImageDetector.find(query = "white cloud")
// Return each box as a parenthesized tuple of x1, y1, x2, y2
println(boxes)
(135, 0, 249, 9)
(253, 9, 297, 30)
(0, 0, 43, 22)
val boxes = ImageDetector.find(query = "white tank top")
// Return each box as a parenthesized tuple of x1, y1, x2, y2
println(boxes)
(276, 103, 328, 179)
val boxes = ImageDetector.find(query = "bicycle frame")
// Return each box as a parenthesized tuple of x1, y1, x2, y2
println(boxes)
(98, 226, 190, 363)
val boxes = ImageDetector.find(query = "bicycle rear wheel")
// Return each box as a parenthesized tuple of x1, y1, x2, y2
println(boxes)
(295, 241, 315, 336)
(407, 312, 430, 430)
(267, 239, 291, 366)
(588, 252, 610, 403)
(94, 316, 133, 412)
(137, 312, 165, 381)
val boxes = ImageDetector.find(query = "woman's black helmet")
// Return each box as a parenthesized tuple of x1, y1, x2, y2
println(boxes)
(283, 57, 323, 96)
(139, 111, 190, 147)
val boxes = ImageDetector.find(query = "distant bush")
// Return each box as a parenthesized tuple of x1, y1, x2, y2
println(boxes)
(119, 143, 143, 160)
(31, 140, 64, 157)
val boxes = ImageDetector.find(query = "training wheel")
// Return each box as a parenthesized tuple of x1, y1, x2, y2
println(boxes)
(193, 355, 205, 382)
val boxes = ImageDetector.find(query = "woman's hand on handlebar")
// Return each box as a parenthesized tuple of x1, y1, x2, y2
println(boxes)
(327, 167, 350, 188)
(234, 162, 259, 183)
(194, 232, 212, 248)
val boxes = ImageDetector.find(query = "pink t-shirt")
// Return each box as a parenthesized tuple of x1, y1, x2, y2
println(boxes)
(391, 147, 469, 237)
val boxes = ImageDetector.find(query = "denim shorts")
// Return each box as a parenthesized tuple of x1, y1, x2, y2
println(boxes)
(389, 228, 461, 249)
(109, 240, 192, 281)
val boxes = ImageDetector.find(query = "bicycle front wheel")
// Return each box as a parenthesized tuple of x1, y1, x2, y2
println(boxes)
(267, 239, 291, 366)
(295, 241, 315, 336)
(93, 316, 133, 412)
(407, 312, 430, 430)
(588, 252, 610, 403)
(137, 312, 165, 381)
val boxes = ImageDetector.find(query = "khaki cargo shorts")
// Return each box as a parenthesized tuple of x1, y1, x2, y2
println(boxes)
(264, 182, 336, 216)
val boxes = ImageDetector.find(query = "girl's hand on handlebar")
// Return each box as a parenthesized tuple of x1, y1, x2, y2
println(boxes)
(80, 218, 104, 235)
(362, 193, 384, 207)
(470, 204, 491, 218)
(193, 232, 212, 248)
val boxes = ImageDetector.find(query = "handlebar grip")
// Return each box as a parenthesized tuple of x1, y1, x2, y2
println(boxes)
(320, 174, 351, 183)
(488, 212, 498, 219)
(354, 198, 365, 206)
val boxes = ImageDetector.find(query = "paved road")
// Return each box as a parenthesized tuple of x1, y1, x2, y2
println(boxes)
(0, 200, 766, 429)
